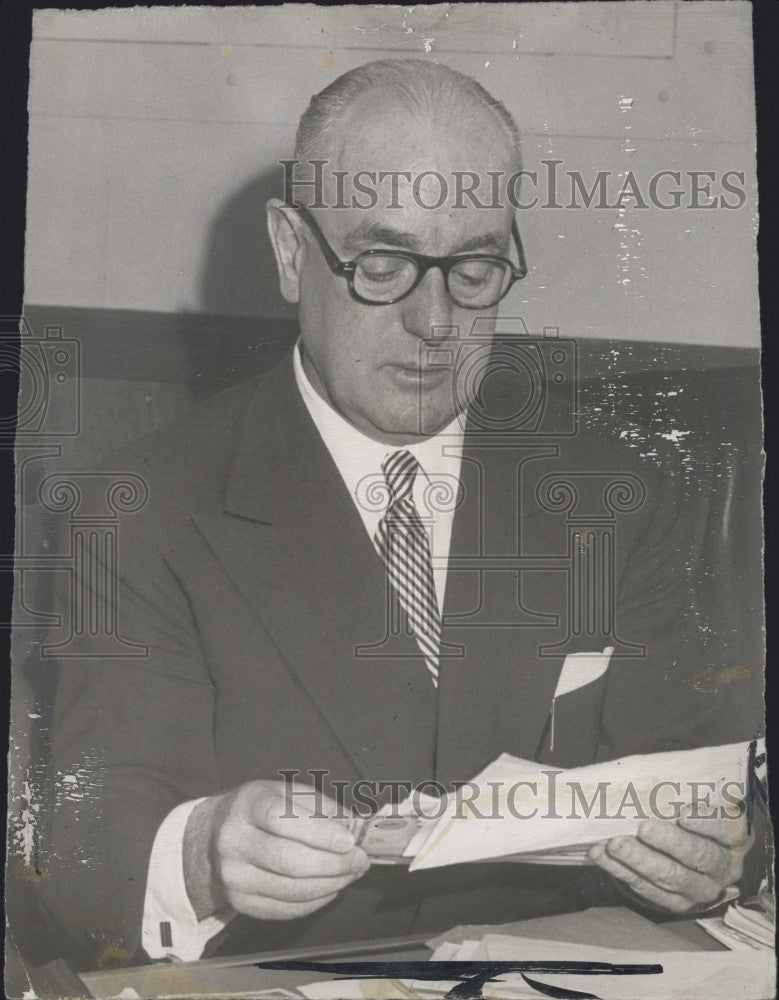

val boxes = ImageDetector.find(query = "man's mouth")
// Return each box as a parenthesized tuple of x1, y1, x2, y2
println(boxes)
(386, 362, 451, 383)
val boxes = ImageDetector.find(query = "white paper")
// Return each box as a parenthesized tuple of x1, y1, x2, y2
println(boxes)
(483, 934, 776, 1000)
(411, 740, 762, 870)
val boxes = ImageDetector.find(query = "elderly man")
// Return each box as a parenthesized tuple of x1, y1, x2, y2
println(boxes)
(38, 59, 755, 971)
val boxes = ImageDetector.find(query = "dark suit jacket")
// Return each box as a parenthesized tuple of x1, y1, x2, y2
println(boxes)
(36, 349, 741, 970)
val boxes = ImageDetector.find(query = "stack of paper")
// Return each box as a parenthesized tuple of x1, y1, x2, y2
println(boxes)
(698, 880, 775, 952)
(407, 740, 763, 870)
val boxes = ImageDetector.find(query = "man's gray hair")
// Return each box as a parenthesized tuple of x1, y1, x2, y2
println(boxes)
(295, 58, 522, 169)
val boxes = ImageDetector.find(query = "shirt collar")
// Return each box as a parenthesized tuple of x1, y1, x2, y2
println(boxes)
(292, 341, 464, 499)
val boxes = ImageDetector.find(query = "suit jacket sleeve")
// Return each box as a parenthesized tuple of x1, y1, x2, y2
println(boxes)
(36, 470, 221, 971)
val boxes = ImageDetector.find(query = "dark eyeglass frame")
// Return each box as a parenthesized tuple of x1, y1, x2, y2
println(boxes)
(295, 206, 528, 308)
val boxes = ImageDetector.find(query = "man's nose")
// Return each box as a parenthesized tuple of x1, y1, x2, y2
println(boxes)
(400, 266, 453, 340)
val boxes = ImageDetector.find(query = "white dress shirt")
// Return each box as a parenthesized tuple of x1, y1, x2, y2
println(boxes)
(292, 342, 464, 610)
(142, 341, 466, 961)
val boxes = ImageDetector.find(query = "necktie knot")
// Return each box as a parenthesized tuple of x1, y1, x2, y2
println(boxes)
(382, 449, 420, 507)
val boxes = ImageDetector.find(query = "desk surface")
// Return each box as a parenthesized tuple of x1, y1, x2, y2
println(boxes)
(80, 906, 725, 999)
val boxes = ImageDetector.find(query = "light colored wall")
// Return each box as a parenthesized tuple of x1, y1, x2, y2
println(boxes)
(25, 3, 759, 346)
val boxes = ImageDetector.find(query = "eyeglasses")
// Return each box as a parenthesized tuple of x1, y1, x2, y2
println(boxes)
(296, 207, 527, 309)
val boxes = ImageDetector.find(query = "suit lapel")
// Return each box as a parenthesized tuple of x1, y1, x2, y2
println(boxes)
(194, 355, 438, 787)
(434, 439, 566, 785)
(196, 354, 571, 790)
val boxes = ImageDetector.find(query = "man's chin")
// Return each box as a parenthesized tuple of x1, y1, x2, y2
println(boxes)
(369, 404, 463, 443)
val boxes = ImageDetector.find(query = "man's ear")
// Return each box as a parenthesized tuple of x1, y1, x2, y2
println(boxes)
(266, 198, 307, 304)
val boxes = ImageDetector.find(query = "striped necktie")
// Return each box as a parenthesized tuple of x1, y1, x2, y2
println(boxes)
(374, 449, 441, 686)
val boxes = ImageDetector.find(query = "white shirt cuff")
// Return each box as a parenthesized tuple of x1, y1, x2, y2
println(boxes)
(142, 798, 234, 961)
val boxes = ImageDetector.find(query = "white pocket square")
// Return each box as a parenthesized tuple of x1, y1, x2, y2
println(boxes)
(554, 647, 614, 699)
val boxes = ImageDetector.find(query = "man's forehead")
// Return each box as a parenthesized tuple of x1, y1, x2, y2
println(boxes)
(341, 214, 507, 248)
(333, 97, 514, 177)
(301, 92, 517, 252)
(332, 206, 512, 255)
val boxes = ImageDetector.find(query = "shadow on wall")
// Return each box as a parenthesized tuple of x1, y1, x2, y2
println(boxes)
(198, 162, 297, 324)
(167, 163, 299, 392)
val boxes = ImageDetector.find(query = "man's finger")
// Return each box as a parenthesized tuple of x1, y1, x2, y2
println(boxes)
(229, 889, 338, 922)
(250, 790, 357, 853)
(636, 820, 735, 883)
(270, 785, 353, 823)
(678, 810, 751, 849)
(588, 844, 694, 913)
(220, 861, 366, 904)
(599, 836, 722, 904)
(239, 827, 369, 878)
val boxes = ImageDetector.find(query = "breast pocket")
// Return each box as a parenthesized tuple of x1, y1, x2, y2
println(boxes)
(537, 650, 612, 767)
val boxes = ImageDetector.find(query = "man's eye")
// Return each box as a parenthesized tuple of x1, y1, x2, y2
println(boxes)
(453, 271, 485, 288)
(359, 258, 410, 282)
(451, 262, 494, 287)
(363, 269, 399, 284)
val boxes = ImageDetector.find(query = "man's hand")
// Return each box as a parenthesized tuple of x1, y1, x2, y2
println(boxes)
(587, 809, 754, 913)
(183, 780, 369, 921)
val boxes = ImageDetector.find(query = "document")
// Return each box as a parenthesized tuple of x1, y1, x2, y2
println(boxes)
(408, 740, 763, 870)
